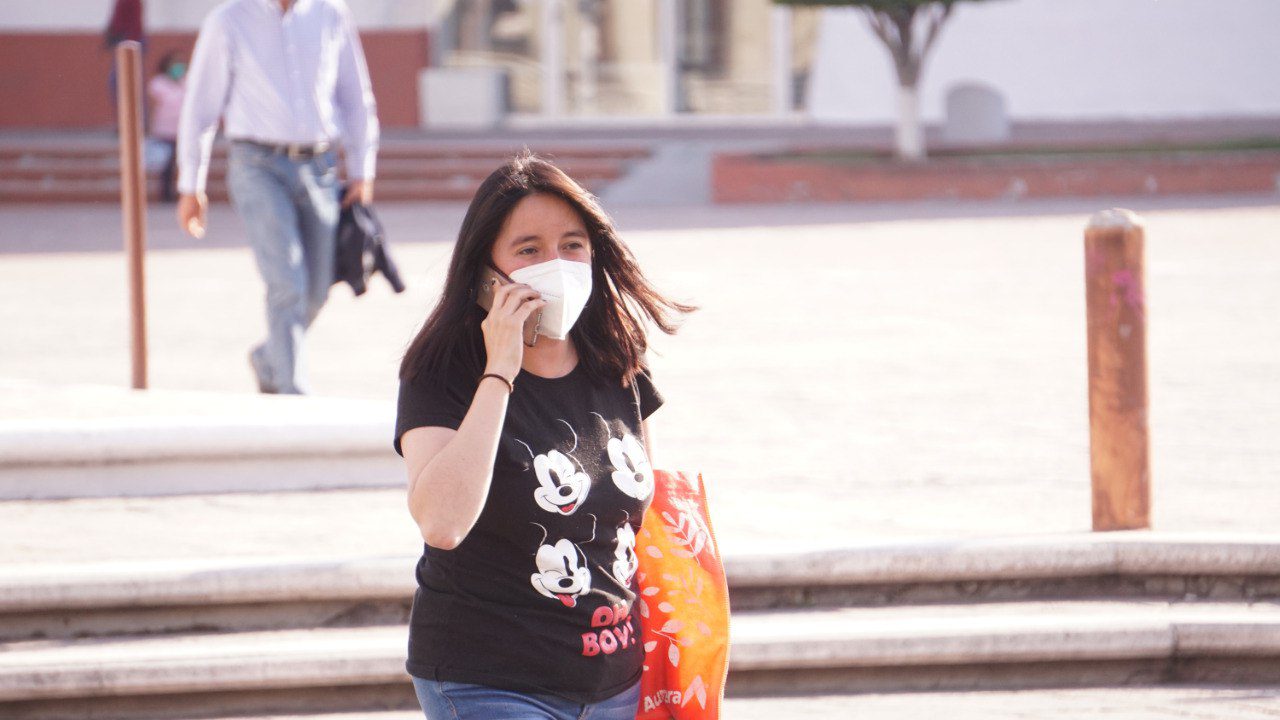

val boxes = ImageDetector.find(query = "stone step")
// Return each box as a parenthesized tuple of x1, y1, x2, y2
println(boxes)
(0, 626, 406, 702)
(0, 156, 625, 178)
(0, 176, 609, 204)
(730, 600, 1280, 671)
(0, 144, 650, 163)
(0, 555, 414, 642)
(0, 394, 400, 500)
(727, 533, 1280, 609)
(0, 180, 228, 204)
(3, 534, 1279, 641)
(3, 602, 1280, 713)
(0, 142, 645, 204)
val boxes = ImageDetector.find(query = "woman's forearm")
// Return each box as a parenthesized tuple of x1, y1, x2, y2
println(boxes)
(407, 380, 510, 549)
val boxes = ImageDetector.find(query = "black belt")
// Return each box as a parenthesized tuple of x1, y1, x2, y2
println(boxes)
(233, 139, 331, 161)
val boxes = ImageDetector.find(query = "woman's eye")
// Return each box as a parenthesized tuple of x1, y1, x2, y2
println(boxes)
(565, 241, 585, 251)
(517, 247, 537, 256)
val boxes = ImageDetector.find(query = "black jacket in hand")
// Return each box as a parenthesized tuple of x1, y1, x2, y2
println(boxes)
(332, 202, 406, 296)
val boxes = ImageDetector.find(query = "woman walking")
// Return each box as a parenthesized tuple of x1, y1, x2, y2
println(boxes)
(393, 153, 693, 719)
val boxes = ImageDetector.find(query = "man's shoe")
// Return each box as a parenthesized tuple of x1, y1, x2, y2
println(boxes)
(248, 348, 277, 395)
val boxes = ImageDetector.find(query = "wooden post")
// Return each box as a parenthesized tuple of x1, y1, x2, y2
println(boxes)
(1084, 209, 1150, 530)
(116, 41, 148, 390)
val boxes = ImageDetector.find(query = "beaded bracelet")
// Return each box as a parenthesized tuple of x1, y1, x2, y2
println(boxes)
(480, 373, 515, 394)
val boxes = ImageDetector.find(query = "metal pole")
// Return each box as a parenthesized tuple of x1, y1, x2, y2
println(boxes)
(1084, 208, 1150, 531)
(116, 41, 149, 390)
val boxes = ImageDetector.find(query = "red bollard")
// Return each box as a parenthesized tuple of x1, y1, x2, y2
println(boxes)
(116, 41, 148, 390)
(1084, 209, 1151, 531)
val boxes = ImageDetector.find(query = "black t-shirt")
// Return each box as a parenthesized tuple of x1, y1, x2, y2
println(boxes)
(393, 359, 663, 704)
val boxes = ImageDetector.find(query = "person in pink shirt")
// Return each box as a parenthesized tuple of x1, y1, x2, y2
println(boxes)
(148, 52, 186, 202)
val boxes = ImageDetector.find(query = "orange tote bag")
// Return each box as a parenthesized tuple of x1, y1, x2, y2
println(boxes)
(634, 470, 730, 720)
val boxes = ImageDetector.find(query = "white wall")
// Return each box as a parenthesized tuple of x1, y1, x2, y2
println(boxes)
(0, 0, 430, 31)
(809, 0, 1280, 122)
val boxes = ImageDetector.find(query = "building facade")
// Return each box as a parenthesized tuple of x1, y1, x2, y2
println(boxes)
(0, 0, 432, 129)
(0, 0, 1276, 130)
(427, 0, 813, 120)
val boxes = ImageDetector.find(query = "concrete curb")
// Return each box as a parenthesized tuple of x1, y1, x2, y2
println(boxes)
(727, 602, 1280, 671)
(723, 532, 1280, 587)
(0, 378, 395, 468)
(0, 626, 408, 701)
(0, 416, 392, 467)
(3, 532, 1278, 613)
(0, 555, 413, 612)
(0, 382, 404, 498)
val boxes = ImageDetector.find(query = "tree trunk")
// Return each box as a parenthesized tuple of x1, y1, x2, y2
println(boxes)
(895, 83, 925, 161)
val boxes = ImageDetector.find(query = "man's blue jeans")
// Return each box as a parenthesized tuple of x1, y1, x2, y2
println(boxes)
(225, 140, 339, 394)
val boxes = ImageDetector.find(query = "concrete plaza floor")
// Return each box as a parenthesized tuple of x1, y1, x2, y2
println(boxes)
(1, 193, 1278, 561)
(1, 194, 1279, 717)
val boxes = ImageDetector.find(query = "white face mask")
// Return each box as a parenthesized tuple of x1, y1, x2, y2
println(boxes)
(508, 258, 593, 341)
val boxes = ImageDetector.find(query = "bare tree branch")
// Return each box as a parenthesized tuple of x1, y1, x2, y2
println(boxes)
(920, 4, 952, 56)
(862, 8, 894, 48)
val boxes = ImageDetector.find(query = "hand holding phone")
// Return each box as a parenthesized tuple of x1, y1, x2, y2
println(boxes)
(476, 265, 545, 359)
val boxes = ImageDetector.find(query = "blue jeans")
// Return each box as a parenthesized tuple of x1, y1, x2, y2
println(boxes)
(411, 677, 640, 720)
(225, 140, 340, 394)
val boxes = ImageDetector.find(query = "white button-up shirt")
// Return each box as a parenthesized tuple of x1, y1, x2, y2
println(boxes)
(177, 0, 379, 194)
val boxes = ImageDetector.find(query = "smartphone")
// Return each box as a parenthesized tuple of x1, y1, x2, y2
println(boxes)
(476, 265, 542, 344)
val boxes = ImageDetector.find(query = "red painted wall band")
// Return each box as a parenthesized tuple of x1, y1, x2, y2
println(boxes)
(0, 30, 428, 129)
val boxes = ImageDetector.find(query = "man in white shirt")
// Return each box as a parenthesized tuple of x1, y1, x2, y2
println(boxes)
(176, 0, 379, 395)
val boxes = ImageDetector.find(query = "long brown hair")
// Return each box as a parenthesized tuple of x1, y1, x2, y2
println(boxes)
(399, 152, 695, 387)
